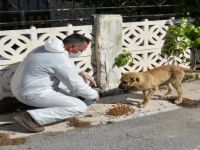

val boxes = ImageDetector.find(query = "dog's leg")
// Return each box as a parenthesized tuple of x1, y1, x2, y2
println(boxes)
(139, 88, 156, 108)
(171, 71, 184, 104)
(171, 82, 183, 104)
(143, 90, 148, 97)
(162, 83, 173, 99)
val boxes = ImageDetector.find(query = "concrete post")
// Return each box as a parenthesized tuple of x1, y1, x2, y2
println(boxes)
(95, 15, 123, 93)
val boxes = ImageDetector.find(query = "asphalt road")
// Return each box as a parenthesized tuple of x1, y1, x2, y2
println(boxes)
(2, 108, 200, 150)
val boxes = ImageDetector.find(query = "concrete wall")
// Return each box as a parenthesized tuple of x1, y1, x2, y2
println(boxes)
(95, 15, 123, 92)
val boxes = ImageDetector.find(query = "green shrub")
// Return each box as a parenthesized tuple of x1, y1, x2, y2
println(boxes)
(114, 49, 133, 67)
(161, 18, 200, 63)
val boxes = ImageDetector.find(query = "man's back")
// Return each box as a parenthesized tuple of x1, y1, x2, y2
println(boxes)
(11, 46, 70, 98)
(11, 36, 97, 106)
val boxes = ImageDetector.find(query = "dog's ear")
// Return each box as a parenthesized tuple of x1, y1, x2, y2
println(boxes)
(135, 77, 140, 83)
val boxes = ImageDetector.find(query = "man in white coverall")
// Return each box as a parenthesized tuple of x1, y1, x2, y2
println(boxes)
(11, 33, 99, 132)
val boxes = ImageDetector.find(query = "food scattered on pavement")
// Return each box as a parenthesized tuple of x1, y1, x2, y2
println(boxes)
(106, 104, 135, 117)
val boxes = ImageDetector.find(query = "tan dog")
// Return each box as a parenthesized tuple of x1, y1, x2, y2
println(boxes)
(118, 65, 200, 108)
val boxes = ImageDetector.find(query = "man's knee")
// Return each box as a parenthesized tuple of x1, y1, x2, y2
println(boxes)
(78, 103, 88, 113)
(72, 102, 87, 114)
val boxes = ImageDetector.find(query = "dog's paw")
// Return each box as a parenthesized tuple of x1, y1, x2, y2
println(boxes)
(174, 99, 182, 104)
(138, 103, 147, 108)
(162, 94, 176, 100)
(161, 95, 171, 100)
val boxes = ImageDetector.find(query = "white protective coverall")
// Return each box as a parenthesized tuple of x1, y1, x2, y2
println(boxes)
(11, 37, 98, 125)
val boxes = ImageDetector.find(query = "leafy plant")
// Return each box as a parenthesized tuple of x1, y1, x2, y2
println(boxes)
(114, 49, 133, 67)
(161, 18, 200, 63)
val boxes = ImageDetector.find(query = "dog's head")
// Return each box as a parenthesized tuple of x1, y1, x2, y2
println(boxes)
(118, 72, 140, 90)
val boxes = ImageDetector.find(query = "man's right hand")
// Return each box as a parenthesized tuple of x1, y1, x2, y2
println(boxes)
(80, 72, 97, 87)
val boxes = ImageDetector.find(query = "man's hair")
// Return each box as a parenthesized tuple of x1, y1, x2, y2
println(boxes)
(63, 33, 90, 45)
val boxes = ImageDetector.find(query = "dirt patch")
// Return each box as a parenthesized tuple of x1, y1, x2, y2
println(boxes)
(0, 133, 26, 146)
(106, 104, 135, 117)
(67, 117, 92, 128)
(84, 114, 93, 117)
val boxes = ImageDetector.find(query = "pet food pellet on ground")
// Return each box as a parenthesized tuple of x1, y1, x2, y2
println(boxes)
(106, 104, 135, 117)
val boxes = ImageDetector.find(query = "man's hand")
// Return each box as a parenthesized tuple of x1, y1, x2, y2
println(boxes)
(80, 72, 97, 87)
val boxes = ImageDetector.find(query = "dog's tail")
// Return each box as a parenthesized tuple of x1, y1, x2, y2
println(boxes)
(179, 66, 200, 73)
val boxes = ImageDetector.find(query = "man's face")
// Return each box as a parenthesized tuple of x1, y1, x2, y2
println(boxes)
(64, 42, 88, 54)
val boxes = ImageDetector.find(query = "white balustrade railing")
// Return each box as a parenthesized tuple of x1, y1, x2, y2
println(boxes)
(121, 19, 191, 73)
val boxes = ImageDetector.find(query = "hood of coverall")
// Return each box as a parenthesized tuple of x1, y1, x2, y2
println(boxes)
(45, 37, 65, 53)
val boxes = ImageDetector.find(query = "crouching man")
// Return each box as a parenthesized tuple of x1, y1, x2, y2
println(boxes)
(11, 34, 99, 132)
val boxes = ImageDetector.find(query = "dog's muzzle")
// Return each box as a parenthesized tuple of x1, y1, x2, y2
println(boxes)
(118, 84, 129, 94)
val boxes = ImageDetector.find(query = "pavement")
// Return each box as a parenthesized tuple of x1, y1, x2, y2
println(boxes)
(0, 80, 200, 146)
(2, 108, 200, 150)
